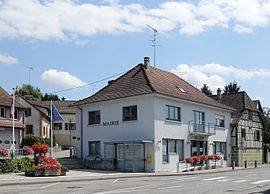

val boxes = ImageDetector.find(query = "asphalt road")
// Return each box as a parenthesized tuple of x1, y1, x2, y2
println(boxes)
(1, 166, 270, 194)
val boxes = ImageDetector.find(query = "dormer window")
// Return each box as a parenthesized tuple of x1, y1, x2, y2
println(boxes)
(176, 86, 186, 93)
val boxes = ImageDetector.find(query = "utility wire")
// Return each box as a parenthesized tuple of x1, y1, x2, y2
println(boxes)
(51, 70, 128, 94)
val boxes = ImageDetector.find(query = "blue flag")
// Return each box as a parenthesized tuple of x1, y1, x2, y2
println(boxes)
(52, 103, 64, 122)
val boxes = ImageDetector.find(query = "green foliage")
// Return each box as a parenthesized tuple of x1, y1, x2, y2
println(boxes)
(22, 136, 55, 147)
(262, 107, 270, 144)
(42, 93, 60, 101)
(223, 81, 241, 94)
(201, 84, 212, 96)
(18, 84, 43, 101)
(0, 159, 31, 174)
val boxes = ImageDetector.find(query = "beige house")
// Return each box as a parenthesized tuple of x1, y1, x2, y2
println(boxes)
(32, 101, 77, 148)
(16, 93, 51, 138)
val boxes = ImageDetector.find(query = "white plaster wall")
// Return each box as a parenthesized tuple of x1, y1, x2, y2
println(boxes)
(76, 95, 155, 171)
(153, 95, 232, 172)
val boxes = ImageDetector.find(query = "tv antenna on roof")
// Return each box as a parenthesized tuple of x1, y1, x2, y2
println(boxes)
(147, 24, 158, 67)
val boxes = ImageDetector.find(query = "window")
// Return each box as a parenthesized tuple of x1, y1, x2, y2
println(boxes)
(65, 123, 76, 130)
(194, 111, 205, 124)
(162, 139, 169, 163)
(0, 107, 5, 118)
(5, 140, 10, 144)
(241, 128, 246, 140)
(215, 114, 225, 127)
(43, 126, 46, 137)
(169, 139, 177, 154)
(166, 105, 181, 121)
(255, 130, 260, 141)
(26, 125, 33, 134)
(214, 142, 226, 160)
(25, 108, 31, 117)
(123, 106, 137, 121)
(54, 123, 62, 130)
(162, 139, 184, 163)
(0, 140, 2, 144)
(88, 111, 100, 125)
(249, 110, 253, 120)
(14, 109, 18, 120)
(88, 141, 101, 155)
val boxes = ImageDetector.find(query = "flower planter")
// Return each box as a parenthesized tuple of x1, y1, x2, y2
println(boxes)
(25, 170, 42, 177)
(60, 169, 67, 176)
(44, 169, 61, 176)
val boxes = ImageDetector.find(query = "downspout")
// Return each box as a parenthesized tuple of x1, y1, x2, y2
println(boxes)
(77, 106, 83, 160)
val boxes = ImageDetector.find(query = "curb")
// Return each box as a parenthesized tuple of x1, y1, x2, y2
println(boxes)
(0, 166, 263, 187)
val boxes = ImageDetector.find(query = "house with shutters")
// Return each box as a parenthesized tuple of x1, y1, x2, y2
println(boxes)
(0, 87, 25, 149)
(73, 57, 235, 172)
(212, 90, 264, 167)
(15, 93, 51, 139)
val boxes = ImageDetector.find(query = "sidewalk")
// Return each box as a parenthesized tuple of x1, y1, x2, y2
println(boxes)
(0, 165, 263, 187)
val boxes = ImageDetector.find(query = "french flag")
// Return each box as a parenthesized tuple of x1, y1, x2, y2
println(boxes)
(10, 100, 13, 120)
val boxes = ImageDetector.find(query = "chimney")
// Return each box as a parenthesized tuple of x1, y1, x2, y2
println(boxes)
(217, 88, 222, 101)
(144, 57, 150, 69)
(108, 80, 115, 85)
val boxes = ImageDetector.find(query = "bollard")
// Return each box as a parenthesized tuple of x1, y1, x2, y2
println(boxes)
(232, 161, 235, 170)
(255, 160, 257, 168)
(245, 160, 247, 168)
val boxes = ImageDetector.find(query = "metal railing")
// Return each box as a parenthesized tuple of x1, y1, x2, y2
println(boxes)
(188, 121, 216, 135)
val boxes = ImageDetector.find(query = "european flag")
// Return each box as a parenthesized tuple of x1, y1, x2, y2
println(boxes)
(52, 103, 64, 122)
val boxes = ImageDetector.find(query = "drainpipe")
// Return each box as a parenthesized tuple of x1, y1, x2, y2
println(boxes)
(77, 106, 83, 160)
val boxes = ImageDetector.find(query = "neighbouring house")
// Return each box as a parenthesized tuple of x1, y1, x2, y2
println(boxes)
(15, 93, 51, 139)
(0, 87, 25, 149)
(212, 89, 264, 167)
(73, 57, 235, 172)
(32, 101, 77, 148)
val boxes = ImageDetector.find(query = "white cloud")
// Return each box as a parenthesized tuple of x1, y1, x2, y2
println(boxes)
(41, 69, 87, 88)
(171, 63, 270, 92)
(233, 24, 253, 33)
(1, 0, 270, 41)
(0, 53, 18, 65)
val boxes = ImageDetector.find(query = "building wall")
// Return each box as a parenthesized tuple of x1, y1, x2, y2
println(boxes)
(231, 110, 263, 166)
(76, 94, 232, 172)
(53, 113, 76, 147)
(16, 96, 41, 137)
(76, 95, 155, 171)
(153, 95, 232, 172)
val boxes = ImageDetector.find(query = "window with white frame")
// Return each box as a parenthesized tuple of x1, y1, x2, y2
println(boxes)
(26, 125, 33, 134)
(88, 141, 101, 156)
(166, 105, 181, 121)
(0, 107, 5, 118)
(162, 139, 184, 163)
(215, 114, 225, 128)
(214, 142, 226, 160)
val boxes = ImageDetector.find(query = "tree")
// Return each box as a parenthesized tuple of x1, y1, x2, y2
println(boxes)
(223, 81, 240, 94)
(201, 84, 212, 96)
(261, 107, 270, 145)
(18, 84, 43, 101)
(42, 93, 60, 101)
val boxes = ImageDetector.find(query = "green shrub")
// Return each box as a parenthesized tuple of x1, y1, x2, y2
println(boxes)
(22, 136, 55, 147)
(0, 159, 31, 174)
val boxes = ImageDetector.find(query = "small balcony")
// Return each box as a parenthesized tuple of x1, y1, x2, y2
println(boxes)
(188, 121, 216, 136)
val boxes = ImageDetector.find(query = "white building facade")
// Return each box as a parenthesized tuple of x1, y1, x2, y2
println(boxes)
(75, 58, 234, 172)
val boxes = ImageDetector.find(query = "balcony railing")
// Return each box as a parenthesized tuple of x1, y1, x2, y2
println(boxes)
(188, 121, 216, 136)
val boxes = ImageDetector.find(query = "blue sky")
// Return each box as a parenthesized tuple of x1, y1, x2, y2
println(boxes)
(1, 0, 270, 107)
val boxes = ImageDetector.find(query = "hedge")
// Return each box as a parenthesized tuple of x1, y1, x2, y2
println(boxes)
(22, 136, 56, 147)
(0, 159, 32, 174)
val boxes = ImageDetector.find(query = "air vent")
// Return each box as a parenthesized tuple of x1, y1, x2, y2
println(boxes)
(176, 86, 186, 93)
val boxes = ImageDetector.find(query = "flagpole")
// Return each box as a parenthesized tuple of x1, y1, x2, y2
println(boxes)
(12, 88, 15, 159)
(50, 100, 53, 158)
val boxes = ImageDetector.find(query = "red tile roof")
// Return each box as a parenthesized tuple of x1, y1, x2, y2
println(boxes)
(0, 120, 24, 128)
(32, 101, 77, 114)
(0, 87, 24, 108)
(74, 64, 234, 111)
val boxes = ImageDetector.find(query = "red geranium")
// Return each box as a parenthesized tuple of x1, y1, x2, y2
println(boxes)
(192, 156, 200, 163)
(31, 142, 50, 154)
(200, 155, 208, 161)
(185, 157, 194, 164)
